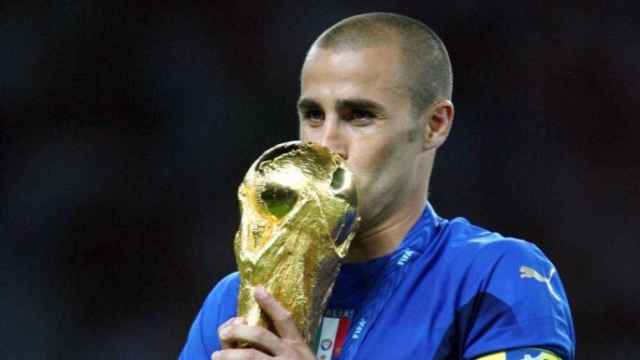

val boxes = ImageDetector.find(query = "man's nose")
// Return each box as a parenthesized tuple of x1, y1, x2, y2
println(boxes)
(318, 118, 348, 160)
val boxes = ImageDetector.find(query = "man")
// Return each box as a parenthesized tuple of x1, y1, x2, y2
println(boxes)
(180, 13, 575, 360)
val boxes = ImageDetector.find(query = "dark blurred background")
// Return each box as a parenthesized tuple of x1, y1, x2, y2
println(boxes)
(2, 1, 638, 359)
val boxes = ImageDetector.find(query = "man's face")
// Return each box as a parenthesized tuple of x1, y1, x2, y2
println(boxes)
(298, 44, 425, 231)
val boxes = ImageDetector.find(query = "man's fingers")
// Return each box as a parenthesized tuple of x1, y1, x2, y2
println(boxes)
(211, 348, 272, 360)
(218, 317, 246, 349)
(254, 286, 302, 341)
(218, 324, 282, 355)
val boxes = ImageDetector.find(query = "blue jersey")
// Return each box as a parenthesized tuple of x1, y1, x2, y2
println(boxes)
(179, 203, 575, 359)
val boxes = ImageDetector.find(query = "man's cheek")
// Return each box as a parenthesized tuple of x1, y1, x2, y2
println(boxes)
(299, 129, 315, 143)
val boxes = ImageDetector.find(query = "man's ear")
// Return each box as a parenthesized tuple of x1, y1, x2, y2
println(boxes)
(421, 99, 454, 151)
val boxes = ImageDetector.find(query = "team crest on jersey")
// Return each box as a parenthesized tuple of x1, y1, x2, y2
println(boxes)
(313, 308, 353, 360)
(320, 339, 333, 351)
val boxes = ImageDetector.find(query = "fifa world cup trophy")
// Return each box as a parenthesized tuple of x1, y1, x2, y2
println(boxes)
(234, 141, 359, 345)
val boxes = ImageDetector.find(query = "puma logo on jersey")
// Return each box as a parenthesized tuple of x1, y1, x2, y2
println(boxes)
(519, 266, 562, 302)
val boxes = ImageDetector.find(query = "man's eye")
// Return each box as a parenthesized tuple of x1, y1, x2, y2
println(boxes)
(302, 110, 323, 120)
(343, 109, 375, 124)
(351, 109, 373, 119)
(301, 109, 324, 127)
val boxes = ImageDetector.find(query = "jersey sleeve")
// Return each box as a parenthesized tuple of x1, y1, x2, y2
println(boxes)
(459, 238, 575, 359)
(179, 272, 240, 360)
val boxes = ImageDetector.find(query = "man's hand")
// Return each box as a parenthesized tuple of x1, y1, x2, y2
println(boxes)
(212, 287, 316, 360)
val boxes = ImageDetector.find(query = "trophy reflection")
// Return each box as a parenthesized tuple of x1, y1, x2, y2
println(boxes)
(234, 141, 359, 344)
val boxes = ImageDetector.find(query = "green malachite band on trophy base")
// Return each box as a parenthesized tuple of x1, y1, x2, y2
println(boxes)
(312, 317, 323, 354)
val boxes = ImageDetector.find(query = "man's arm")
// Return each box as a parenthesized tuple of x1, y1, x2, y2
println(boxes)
(459, 239, 575, 359)
(475, 348, 562, 359)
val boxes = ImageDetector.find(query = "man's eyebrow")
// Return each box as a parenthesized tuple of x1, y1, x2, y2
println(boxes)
(336, 98, 385, 113)
(297, 97, 386, 113)
(297, 98, 320, 110)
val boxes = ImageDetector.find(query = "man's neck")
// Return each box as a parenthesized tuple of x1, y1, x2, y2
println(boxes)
(345, 197, 426, 263)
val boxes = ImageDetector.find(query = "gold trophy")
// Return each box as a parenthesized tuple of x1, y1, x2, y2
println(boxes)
(234, 141, 359, 344)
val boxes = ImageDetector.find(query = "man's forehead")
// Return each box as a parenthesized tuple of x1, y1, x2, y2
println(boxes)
(300, 45, 407, 96)
(303, 45, 401, 74)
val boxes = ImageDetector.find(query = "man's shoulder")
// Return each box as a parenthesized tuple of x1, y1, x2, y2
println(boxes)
(179, 272, 240, 357)
(435, 215, 571, 314)
(201, 272, 240, 337)
(429, 215, 575, 358)
(438, 215, 546, 264)
(203, 272, 240, 307)
(432, 215, 565, 293)
(213, 272, 240, 291)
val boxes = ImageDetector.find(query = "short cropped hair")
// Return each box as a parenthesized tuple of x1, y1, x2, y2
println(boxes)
(311, 13, 453, 115)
